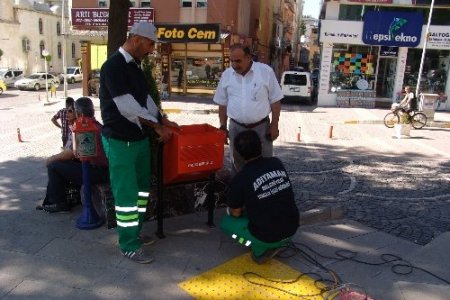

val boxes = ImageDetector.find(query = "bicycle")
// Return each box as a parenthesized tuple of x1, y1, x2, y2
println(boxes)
(383, 105, 428, 129)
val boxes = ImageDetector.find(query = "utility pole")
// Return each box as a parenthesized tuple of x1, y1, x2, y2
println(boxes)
(415, 0, 435, 100)
(62, 0, 68, 98)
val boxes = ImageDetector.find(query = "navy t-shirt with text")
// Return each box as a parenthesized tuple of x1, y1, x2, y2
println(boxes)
(227, 157, 299, 243)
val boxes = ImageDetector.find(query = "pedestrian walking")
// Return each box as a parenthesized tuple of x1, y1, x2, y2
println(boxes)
(99, 22, 177, 264)
(213, 43, 283, 174)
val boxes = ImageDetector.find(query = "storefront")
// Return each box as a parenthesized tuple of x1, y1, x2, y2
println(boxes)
(319, 9, 450, 110)
(154, 23, 224, 95)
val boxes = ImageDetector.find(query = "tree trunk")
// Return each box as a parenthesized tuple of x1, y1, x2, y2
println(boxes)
(107, 0, 131, 57)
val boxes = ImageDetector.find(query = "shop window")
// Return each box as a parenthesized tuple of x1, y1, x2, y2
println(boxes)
(329, 44, 377, 92)
(181, 0, 192, 7)
(99, 0, 107, 7)
(339, 5, 450, 25)
(404, 49, 449, 96)
(170, 56, 222, 92)
(57, 43, 62, 59)
(39, 18, 43, 34)
(39, 41, 45, 58)
(129, 1, 135, 6)
(140, 0, 150, 7)
(197, 0, 207, 8)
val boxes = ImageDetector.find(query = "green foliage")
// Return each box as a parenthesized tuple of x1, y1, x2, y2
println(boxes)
(45, 54, 52, 62)
(300, 20, 306, 36)
(142, 57, 160, 108)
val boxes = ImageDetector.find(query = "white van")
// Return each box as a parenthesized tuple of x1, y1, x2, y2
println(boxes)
(60, 66, 83, 84)
(0, 68, 24, 87)
(280, 71, 314, 104)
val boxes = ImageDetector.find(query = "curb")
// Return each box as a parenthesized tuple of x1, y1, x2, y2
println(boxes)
(300, 205, 345, 226)
(163, 108, 218, 114)
(344, 119, 450, 128)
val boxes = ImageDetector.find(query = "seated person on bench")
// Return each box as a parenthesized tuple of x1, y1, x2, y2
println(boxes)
(220, 130, 299, 264)
(41, 97, 109, 213)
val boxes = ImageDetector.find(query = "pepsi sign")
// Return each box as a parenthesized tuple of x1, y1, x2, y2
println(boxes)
(363, 11, 423, 47)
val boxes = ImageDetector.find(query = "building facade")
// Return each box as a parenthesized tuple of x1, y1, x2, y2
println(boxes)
(318, 0, 449, 111)
(0, 0, 84, 75)
(71, 0, 302, 94)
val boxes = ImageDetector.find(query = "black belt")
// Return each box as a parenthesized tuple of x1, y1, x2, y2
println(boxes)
(231, 116, 269, 129)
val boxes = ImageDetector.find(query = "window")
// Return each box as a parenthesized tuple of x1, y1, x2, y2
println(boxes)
(39, 41, 45, 58)
(140, 0, 151, 7)
(57, 43, 62, 59)
(56, 22, 61, 36)
(329, 44, 377, 92)
(39, 18, 43, 34)
(339, 5, 450, 25)
(404, 49, 449, 95)
(22, 38, 30, 53)
(72, 43, 75, 58)
(196, 0, 207, 8)
(98, 0, 107, 7)
(181, 0, 192, 7)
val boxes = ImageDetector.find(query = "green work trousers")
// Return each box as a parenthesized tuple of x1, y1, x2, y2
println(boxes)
(102, 136, 151, 252)
(220, 214, 290, 257)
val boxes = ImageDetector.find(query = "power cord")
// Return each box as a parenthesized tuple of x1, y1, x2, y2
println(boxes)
(293, 241, 450, 285)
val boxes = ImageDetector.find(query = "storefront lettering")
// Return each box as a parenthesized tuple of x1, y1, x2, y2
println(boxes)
(155, 24, 220, 43)
(187, 28, 216, 40)
(324, 32, 359, 38)
(373, 33, 417, 43)
(430, 32, 450, 38)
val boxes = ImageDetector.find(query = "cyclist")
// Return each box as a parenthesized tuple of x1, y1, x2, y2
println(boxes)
(398, 85, 417, 115)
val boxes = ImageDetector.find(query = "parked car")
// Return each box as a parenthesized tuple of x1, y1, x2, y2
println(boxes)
(280, 71, 315, 105)
(0, 68, 24, 87)
(0, 80, 6, 94)
(59, 66, 83, 84)
(88, 69, 100, 96)
(14, 73, 60, 91)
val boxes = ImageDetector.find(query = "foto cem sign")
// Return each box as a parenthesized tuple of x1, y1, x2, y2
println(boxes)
(363, 11, 423, 47)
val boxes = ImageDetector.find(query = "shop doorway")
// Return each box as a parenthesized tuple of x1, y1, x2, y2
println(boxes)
(376, 57, 396, 99)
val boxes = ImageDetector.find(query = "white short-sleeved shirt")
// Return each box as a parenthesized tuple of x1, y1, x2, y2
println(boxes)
(213, 62, 283, 124)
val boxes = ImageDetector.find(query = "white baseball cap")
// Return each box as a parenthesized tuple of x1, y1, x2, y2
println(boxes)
(130, 22, 159, 42)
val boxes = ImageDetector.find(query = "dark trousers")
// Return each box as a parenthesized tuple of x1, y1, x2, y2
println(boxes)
(46, 160, 109, 206)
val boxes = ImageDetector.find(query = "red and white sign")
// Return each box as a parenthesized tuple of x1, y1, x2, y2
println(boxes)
(71, 8, 154, 27)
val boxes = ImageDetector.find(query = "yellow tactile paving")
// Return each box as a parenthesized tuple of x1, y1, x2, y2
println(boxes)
(179, 253, 325, 300)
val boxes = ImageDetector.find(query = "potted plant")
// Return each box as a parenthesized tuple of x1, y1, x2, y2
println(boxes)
(394, 111, 411, 138)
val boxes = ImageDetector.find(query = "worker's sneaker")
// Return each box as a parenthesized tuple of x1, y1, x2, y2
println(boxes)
(251, 248, 282, 264)
(139, 234, 156, 246)
(121, 248, 154, 264)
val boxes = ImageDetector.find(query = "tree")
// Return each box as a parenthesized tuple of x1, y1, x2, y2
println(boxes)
(107, 0, 131, 57)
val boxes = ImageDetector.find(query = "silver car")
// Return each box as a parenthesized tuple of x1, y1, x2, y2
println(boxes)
(14, 73, 60, 91)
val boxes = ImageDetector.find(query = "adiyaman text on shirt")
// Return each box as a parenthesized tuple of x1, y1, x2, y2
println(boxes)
(253, 170, 291, 200)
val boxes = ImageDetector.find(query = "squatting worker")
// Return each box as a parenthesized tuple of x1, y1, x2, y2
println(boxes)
(213, 43, 283, 174)
(220, 130, 299, 264)
(100, 22, 178, 264)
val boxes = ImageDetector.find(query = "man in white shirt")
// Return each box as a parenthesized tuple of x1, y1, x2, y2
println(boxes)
(213, 44, 283, 173)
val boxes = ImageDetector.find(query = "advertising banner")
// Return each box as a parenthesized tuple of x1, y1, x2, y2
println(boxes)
(363, 11, 423, 47)
(71, 8, 154, 27)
